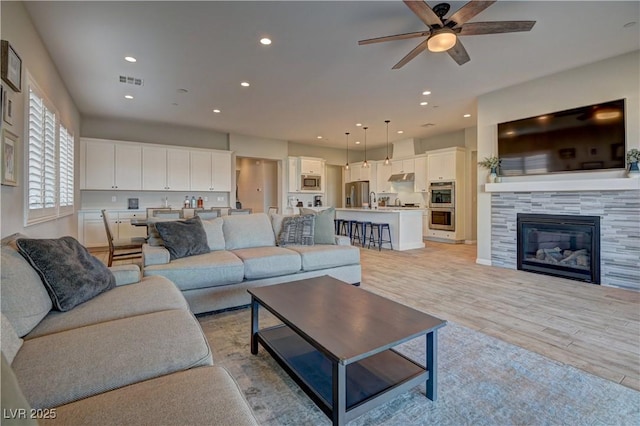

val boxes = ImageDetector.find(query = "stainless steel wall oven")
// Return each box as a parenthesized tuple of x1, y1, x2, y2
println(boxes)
(430, 208, 455, 231)
(429, 181, 455, 208)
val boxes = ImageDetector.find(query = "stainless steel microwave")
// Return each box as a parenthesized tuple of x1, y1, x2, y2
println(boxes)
(301, 175, 321, 191)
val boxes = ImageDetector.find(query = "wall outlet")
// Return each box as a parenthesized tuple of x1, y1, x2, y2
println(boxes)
(217, 196, 224, 201)
(111, 196, 117, 202)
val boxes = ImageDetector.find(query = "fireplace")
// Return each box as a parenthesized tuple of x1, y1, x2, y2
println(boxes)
(517, 213, 601, 284)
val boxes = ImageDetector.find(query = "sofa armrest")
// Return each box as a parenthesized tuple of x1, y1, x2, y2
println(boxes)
(143, 243, 171, 266)
(108, 264, 141, 286)
(335, 235, 352, 246)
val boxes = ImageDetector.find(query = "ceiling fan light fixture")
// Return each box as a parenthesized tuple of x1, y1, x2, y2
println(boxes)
(427, 29, 457, 52)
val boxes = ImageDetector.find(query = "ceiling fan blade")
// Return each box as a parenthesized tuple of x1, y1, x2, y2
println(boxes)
(447, 1, 496, 27)
(358, 30, 431, 45)
(447, 39, 471, 65)
(392, 39, 429, 69)
(403, 0, 442, 28)
(459, 21, 536, 35)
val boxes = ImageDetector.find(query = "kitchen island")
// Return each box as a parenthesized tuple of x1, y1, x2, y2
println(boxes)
(335, 208, 425, 251)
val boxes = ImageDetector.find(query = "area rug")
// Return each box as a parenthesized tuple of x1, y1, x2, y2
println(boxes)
(198, 308, 639, 425)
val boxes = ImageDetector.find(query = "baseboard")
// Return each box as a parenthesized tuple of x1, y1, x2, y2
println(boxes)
(464, 240, 477, 245)
(476, 258, 492, 266)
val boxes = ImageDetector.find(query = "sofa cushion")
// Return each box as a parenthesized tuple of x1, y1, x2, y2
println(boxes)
(223, 213, 275, 250)
(1, 354, 38, 426)
(301, 207, 337, 245)
(0, 245, 52, 337)
(278, 214, 315, 246)
(16, 237, 115, 312)
(12, 309, 213, 409)
(144, 251, 245, 291)
(1, 314, 23, 364)
(286, 245, 361, 272)
(109, 264, 142, 286)
(201, 217, 226, 251)
(146, 217, 180, 246)
(155, 216, 210, 260)
(232, 247, 302, 280)
(40, 366, 257, 426)
(25, 275, 189, 339)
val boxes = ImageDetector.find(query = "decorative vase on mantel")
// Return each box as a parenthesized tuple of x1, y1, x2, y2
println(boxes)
(628, 162, 640, 178)
(489, 167, 498, 184)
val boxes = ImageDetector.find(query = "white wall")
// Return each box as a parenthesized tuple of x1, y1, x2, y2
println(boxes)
(1, 2, 81, 238)
(418, 130, 466, 153)
(476, 50, 640, 264)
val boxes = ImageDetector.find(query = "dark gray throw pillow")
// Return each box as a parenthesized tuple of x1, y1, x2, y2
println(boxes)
(155, 216, 210, 260)
(16, 236, 115, 312)
(278, 214, 315, 246)
(301, 207, 336, 245)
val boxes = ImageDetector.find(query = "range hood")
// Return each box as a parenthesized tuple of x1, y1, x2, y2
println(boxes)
(388, 172, 415, 182)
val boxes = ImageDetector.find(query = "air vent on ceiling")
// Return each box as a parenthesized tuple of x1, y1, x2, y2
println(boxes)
(119, 75, 144, 86)
(421, 123, 436, 127)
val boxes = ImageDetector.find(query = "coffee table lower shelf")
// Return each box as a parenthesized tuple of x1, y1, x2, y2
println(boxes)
(256, 324, 428, 423)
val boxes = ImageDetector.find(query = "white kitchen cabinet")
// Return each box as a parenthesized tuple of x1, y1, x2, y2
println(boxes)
(300, 158, 323, 175)
(142, 147, 190, 191)
(347, 162, 373, 182)
(423, 211, 430, 238)
(288, 157, 300, 192)
(83, 139, 142, 190)
(391, 159, 415, 174)
(190, 150, 232, 192)
(414, 156, 428, 192)
(428, 151, 456, 181)
(376, 162, 395, 193)
(79, 210, 146, 248)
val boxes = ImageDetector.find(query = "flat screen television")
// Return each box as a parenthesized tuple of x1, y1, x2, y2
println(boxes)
(497, 99, 626, 176)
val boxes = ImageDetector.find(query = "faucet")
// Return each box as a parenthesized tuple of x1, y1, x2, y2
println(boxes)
(369, 192, 376, 209)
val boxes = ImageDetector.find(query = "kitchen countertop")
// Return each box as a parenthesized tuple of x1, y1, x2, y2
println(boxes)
(336, 207, 425, 213)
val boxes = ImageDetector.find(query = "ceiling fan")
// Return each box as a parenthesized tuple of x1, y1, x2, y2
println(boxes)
(359, 0, 536, 68)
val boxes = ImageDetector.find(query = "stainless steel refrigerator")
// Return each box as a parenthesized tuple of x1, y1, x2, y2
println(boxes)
(345, 181, 369, 207)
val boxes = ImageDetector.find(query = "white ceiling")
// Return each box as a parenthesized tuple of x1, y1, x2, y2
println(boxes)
(24, 1, 640, 150)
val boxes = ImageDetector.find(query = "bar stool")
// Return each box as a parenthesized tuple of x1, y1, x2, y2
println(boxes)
(369, 223, 393, 251)
(359, 221, 373, 248)
(334, 219, 344, 235)
(351, 221, 364, 246)
(340, 220, 357, 241)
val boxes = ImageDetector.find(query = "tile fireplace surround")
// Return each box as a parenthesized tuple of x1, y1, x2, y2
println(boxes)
(487, 179, 640, 291)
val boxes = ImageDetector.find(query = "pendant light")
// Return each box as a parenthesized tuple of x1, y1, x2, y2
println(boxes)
(345, 132, 350, 170)
(362, 127, 369, 168)
(384, 120, 391, 165)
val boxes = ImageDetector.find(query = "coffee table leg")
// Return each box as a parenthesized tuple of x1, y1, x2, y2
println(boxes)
(251, 296, 259, 355)
(426, 330, 438, 401)
(332, 361, 346, 425)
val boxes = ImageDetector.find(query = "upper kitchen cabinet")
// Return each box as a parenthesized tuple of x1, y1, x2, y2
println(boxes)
(190, 150, 232, 192)
(414, 156, 428, 192)
(142, 147, 190, 191)
(375, 162, 394, 193)
(347, 162, 373, 183)
(82, 139, 141, 190)
(427, 147, 465, 182)
(391, 158, 415, 175)
(300, 158, 323, 175)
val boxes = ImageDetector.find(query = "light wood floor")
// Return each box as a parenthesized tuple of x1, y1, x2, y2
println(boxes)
(95, 241, 640, 392)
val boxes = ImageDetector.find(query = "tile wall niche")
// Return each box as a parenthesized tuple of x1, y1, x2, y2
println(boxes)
(491, 190, 640, 291)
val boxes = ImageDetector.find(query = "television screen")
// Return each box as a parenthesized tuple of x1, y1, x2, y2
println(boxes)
(497, 99, 626, 176)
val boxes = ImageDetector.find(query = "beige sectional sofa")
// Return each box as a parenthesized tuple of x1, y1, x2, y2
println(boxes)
(143, 212, 362, 314)
(0, 234, 257, 425)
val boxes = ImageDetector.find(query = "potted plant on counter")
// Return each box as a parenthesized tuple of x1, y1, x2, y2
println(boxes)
(627, 148, 640, 178)
(479, 156, 501, 183)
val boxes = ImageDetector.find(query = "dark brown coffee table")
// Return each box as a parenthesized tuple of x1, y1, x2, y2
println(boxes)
(248, 276, 447, 425)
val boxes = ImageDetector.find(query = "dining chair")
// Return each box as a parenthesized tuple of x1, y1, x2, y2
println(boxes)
(267, 206, 278, 215)
(195, 208, 221, 220)
(152, 209, 183, 219)
(101, 210, 145, 266)
(229, 208, 253, 215)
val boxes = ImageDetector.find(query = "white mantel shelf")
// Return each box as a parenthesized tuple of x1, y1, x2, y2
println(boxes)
(485, 178, 640, 193)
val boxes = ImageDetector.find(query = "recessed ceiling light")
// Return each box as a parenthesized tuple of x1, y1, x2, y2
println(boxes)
(124, 95, 134, 100)
(463, 114, 471, 118)
(241, 81, 250, 87)
(356, 123, 362, 127)
(420, 102, 428, 106)
(422, 90, 431, 95)
(317, 136, 323, 139)
(213, 109, 221, 113)
(177, 88, 189, 93)
(355, 141, 361, 145)
(397, 130, 404, 134)
(124, 56, 137, 63)
(260, 37, 272, 45)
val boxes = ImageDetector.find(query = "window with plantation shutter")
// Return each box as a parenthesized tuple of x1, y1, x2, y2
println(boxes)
(26, 76, 75, 225)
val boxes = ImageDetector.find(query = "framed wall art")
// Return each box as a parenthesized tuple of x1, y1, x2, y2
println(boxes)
(3, 88, 14, 125)
(2, 129, 18, 186)
(1, 41, 22, 93)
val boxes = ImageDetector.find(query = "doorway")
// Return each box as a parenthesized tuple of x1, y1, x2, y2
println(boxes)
(236, 157, 277, 213)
